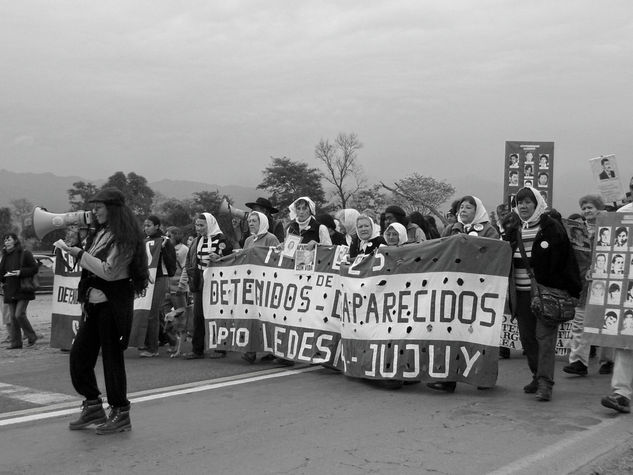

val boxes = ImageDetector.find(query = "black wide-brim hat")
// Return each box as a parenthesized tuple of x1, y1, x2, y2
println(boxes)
(245, 197, 279, 214)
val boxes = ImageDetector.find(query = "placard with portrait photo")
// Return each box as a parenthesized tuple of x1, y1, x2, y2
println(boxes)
(596, 227, 612, 249)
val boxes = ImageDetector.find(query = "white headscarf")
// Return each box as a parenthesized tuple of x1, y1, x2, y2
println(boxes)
(248, 211, 269, 239)
(288, 197, 316, 222)
(383, 223, 408, 246)
(356, 214, 380, 251)
(457, 196, 490, 232)
(197, 212, 222, 254)
(335, 208, 360, 236)
(513, 186, 548, 229)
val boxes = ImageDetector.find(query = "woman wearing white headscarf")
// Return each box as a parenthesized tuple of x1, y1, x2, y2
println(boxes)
(243, 211, 280, 250)
(184, 212, 233, 360)
(374, 221, 409, 389)
(382, 222, 408, 247)
(240, 211, 280, 364)
(502, 187, 581, 401)
(335, 209, 361, 246)
(349, 214, 385, 258)
(286, 197, 331, 248)
(442, 195, 499, 239)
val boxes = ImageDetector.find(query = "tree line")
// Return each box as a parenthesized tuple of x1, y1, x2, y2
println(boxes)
(1, 132, 455, 250)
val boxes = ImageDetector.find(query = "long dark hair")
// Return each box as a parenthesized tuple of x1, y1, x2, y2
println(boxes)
(90, 203, 148, 294)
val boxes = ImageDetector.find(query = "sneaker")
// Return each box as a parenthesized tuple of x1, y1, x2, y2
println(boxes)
(599, 361, 614, 375)
(183, 352, 204, 360)
(523, 379, 538, 394)
(563, 361, 588, 376)
(260, 354, 275, 362)
(536, 386, 552, 401)
(601, 393, 631, 413)
(138, 351, 159, 358)
(426, 381, 457, 393)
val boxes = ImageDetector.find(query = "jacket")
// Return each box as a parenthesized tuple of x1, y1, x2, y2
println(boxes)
(0, 247, 38, 302)
(186, 233, 233, 293)
(503, 213, 582, 302)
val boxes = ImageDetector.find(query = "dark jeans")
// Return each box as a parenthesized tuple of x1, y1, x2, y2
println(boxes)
(144, 275, 169, 353)
(191, 291, 205, 355)
(4, 300, 36, 346)
(70, 303, 129, 408)
(515, 291, 558, 388)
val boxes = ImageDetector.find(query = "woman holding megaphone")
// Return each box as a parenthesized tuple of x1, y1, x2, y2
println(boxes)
(59, 188, 149, 435)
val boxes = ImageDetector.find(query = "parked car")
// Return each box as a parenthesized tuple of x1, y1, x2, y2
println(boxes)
(33, 254, 55, 294)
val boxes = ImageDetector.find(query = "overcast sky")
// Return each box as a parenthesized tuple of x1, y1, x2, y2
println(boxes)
(2, 1, 632, 213)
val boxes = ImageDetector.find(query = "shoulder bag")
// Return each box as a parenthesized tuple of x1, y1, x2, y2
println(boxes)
(517, 231, 576, 325)
(19, 251, 40, 292)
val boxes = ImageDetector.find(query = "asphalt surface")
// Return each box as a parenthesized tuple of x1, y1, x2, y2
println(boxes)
(1, 295, 633, 474)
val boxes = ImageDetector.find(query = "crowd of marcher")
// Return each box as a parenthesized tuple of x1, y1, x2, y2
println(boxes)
(1, 176, 633, 434)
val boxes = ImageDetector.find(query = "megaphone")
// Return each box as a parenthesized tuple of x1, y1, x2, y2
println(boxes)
(218, 199, 249, 221)
(32, 206, 94, 239)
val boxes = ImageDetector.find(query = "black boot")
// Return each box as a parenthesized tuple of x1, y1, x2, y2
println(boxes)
(68, 398, 107, 430)
(95, 405, 131, 435)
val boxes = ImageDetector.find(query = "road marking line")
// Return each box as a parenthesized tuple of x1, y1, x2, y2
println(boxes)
(0, 382, 75, 405)
(0, 366, 321, 427)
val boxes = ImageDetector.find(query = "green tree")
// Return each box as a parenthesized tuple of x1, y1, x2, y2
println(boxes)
(314, 132, 364, 208)
(190, 190, 225, 216)
(0, 207, 16, 237)
(258, 157, 325, 214)
(158, 198, 194, 228)
(103, 171, 155, 216)
(381, 173, 455, 225)
(10, 198, 36, 240)
(349, 184, 389, 217)
(67, 181, 99, 211)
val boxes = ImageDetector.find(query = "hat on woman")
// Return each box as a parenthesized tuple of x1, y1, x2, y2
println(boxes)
(89, 187, 125, 206)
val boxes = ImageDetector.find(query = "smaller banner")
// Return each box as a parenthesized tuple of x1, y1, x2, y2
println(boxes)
(499, 314, 572, 356)
(589, 155, 626, 204)
(128, 237, 162, 347)
(50, 249, 82, 350)
(583, 211, 633, 348)
(504, 141, 554, 208)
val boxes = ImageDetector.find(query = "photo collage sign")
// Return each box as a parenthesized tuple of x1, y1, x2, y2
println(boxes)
(504, 141, 554, 209)
(583, 212, 633, 348)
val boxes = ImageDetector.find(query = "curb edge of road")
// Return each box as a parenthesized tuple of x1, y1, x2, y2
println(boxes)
(571, 432, 633, 474)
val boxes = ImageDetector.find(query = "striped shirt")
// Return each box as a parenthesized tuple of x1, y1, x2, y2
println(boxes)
(197, 236, 210, 269)
(513, 224, 540, 291)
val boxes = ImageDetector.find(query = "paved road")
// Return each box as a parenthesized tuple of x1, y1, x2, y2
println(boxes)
(1, 296, 633, 474)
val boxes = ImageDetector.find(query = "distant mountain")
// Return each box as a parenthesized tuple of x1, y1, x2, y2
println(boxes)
(0, 169, 259, 212)
(0, 169, 85, 211)
(150, 179, 259, 209)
